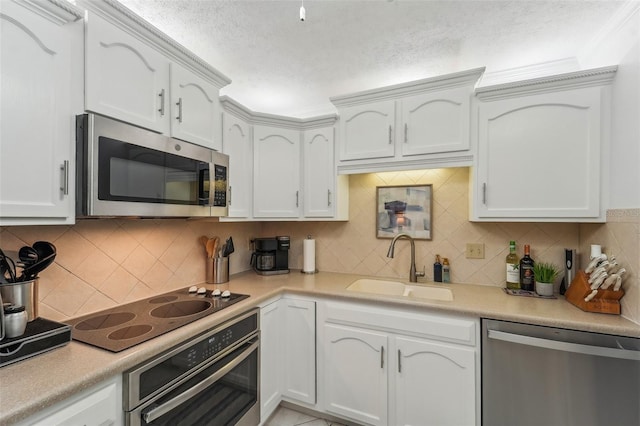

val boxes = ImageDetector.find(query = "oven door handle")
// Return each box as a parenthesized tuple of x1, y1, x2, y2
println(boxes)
(142, 339, 258, 424)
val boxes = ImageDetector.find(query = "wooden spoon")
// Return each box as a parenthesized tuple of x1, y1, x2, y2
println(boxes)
(206, 238, 216, 259)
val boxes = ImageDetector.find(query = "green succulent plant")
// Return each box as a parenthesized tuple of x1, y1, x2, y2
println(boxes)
(533, 262, 560, 283)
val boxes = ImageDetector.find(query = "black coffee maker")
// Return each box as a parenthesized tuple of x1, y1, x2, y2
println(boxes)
(251, 236, 290, 275)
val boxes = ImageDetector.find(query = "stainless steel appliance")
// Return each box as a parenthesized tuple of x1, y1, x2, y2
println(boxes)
(124, 309, 259, 426)
(76, 113, 229, 217)
(250, 236, 290, 275)
(65, 287, 249, 352)
(482, 319, 640, 426)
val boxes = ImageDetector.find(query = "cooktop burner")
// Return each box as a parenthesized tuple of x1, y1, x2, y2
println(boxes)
(65, 288, 249, 352)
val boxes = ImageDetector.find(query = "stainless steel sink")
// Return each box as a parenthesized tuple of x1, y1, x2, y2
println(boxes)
(347, 278, 453, 301)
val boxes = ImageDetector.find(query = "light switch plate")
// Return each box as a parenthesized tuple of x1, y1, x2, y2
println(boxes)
(466, 243, 485, 259)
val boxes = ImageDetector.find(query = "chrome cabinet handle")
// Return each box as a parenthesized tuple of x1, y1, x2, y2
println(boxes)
(404, 123, 408, 143)
(380, 346, 384, 368)
(398, 349, 402, 373)
(296, 191, 299, 208)
(158, 89, 165, 116)
(327, 189, 332, 207)
(482, 183, 487, 205)
(60, 160, 69, 195)
(388, 125, 392, 144)
(228, 186, 232, 205)
(176, 97, 183, 123)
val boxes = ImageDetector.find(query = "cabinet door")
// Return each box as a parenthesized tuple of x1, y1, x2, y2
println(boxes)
(222, 113, 252, 218)
(475, 87, 602, 220)
(170, 63, 221, 150)
(260, 301, 282, 423)
(86, 12, 170, 134)
(0, 1, 80, 224)
(282, 298, 316, 404)
(400, 87, 471, 156)
(253, 125, 301, 217)
(303, 127, 335, 217)
(393, 336, 476, 426)
(339, 101, 395, 161)
(323, 323, 387, 426)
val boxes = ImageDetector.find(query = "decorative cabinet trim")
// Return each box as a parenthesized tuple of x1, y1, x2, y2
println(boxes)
(77, 0, 231, 87)
(331, 67, 485, 107)
(476, 65, 618, 100)
(18, 0, 83, 25)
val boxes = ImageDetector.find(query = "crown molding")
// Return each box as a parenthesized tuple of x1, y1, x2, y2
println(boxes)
(77, 0, 231, 88)
(478, 58, 580, 88)
(330, 67, 485, 107)
(475, 65, 618, 100)
(16, 0, 83, 25)
(221, 96, 336, 130)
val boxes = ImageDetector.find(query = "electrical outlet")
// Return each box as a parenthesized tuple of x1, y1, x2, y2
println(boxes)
(466, 243, 485, 259)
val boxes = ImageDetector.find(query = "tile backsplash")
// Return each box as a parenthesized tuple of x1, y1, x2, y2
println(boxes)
(1, 167, 638, 325)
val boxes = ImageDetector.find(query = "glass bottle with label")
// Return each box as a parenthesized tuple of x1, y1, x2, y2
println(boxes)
(519, 244, 535, 291)
(506, 240, 520, 289)
(442, 258, 450, 283)
(434, 255, 443, 282)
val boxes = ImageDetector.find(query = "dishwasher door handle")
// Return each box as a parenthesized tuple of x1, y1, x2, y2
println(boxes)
(487, 329, 640, 361)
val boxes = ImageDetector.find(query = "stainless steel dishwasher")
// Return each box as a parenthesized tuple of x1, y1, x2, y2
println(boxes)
(482, 319, 640, 426)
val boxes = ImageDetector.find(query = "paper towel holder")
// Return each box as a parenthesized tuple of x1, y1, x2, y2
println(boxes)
(302, 235, 319, 274)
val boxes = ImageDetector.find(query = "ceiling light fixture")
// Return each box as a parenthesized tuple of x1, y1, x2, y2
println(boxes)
(300, 0, 305, 21)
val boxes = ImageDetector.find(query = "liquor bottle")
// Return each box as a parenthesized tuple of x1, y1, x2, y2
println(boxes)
(442, 258, 450, 283)
(519, 244, 535, 291)
(506, 241, 520, 289)
(434, 255, 443, 282)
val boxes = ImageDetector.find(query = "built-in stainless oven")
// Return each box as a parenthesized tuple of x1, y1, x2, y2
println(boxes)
(76, 113, 229, 217)
(124, 309, 259, 426)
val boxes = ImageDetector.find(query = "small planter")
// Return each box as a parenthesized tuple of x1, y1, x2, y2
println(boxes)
(535, 281, 554, 297)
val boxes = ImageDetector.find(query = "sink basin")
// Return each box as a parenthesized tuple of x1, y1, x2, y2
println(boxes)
(347, 279, 453, 301)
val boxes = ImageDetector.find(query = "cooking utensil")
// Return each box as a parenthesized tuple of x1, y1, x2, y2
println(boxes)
(19, 251, 55, 281)
(211, 237, 220, 258)
(0, 249, 16, 283)
(223, 237, 235, 257)
(206, 237, 216, 259)
(18, 246, 39, 267)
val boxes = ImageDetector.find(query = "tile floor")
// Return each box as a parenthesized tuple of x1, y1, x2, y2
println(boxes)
(264, 406, 348, 426)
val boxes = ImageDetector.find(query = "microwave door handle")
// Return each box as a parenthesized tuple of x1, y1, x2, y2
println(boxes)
(207, 162, 215, 207)
(142, 339, 258, 424)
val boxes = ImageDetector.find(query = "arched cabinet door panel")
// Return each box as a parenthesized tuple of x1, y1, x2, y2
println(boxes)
(0, 0, 82, 224)
(338, 101, 396, 161)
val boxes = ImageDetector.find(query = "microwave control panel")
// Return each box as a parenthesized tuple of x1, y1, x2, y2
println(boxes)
(213, 164, 227, 207)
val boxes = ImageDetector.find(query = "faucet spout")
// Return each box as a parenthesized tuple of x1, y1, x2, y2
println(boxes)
(386, 233, 424, 282)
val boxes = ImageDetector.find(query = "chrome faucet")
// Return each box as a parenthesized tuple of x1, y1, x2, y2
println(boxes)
(386, 233, 425, 283)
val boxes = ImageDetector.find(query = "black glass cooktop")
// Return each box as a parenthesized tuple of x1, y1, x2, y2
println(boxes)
(65, 288, 249, 352)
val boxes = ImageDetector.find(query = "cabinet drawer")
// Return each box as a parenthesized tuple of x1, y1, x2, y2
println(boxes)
(324, 301, 477, 346)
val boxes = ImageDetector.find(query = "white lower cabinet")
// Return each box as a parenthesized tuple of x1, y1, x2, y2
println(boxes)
(393, 336, 476, 426)
(18, 376, 122, 426)
(324, 323, 388, 426)
(260, 297, 316, 423)
(320, 301, 479, 426)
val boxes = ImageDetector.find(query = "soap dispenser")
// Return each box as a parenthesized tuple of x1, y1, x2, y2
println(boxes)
(434, 255, 443, 282)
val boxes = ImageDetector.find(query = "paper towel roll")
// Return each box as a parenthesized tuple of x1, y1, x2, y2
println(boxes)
(303, 238, 316, 273)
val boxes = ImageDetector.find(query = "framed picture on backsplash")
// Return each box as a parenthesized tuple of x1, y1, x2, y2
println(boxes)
(376, 184, 432, 240)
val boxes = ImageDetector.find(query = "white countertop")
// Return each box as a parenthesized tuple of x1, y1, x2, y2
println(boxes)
(1, 270, 639, 425)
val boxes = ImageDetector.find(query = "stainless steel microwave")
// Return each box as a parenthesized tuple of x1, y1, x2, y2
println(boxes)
(76, 114, 229, 217)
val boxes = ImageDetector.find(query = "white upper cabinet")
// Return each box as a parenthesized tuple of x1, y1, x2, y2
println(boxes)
(472, 67, 617, 222)
(400, 86, 471, 156)
(82, 2, 230, 148)
(303, 126, 336, 217)
(0, 0, 83, 225)
(253, 125, 301, 218)
(338, 101, 396, 161)
(221, 104, 253, 218)
(331, 68, 484, 174)
(170, 62, 221, 150)
(85, 12, 170, 134)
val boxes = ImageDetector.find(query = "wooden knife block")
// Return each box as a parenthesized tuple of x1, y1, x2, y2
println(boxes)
(565, 270, 624, 315)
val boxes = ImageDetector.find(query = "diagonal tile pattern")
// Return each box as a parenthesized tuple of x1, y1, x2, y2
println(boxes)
(0, 168, 637, 324)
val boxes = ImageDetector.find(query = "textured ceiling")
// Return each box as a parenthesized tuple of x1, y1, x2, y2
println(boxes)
(117, 0, 625, 117)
